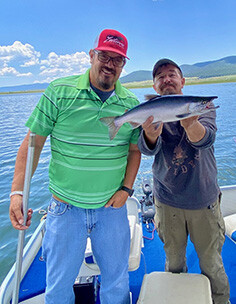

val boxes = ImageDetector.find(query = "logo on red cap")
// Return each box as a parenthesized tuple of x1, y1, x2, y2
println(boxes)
(94, 29, 129, 59)
(104, 35, 125, 49)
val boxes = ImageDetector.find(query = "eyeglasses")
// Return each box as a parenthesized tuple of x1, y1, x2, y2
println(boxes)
(93, 50, 126, 68)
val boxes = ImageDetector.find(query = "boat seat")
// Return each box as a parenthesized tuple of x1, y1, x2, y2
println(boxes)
(137, 272, 212, 304)
(224, 213, 236, 242)
(77, 197, 143, 278)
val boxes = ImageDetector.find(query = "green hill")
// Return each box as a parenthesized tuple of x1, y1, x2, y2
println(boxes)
(182, 56, 236, 78)
(120, 70, 152, 83)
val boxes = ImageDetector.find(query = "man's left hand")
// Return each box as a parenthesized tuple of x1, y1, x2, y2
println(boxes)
(105, 190, 129, 208)
(180, 115, 199, 130)
(180, 115, 206, 143)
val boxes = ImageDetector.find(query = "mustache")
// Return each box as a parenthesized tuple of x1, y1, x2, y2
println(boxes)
(161, 83, 175, 90)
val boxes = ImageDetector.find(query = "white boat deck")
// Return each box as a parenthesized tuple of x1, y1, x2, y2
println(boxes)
(220, 185, 236, 217)
(0, 185, 235, 304)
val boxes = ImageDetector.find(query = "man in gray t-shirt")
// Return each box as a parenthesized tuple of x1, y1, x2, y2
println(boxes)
(138, 58, 230, 304)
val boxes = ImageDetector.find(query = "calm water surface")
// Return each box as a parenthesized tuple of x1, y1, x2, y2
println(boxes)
(0, 83, 236, 284)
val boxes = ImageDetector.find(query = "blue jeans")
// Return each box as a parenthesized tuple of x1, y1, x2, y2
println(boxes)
(42, 197, 130, 304)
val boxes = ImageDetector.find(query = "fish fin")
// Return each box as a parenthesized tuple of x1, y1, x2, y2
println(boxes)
(176, 113, 191, 119)
(129, 122, 141, 129)
(99, 117, 120, 140)
(145, 94, 161, 101)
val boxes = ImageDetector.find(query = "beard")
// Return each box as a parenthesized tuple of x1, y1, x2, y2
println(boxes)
(98, 79, 113, 90)
(160, 84, 177, 95)
(97, 66, 117, 90)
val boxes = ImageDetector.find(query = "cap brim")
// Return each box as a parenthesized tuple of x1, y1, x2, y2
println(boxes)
(95, 46, 129, 59)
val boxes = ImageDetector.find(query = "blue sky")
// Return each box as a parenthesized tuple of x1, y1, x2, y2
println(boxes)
(0, 0, 235, 87)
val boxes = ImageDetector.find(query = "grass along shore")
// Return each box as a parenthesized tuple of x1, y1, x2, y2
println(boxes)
(0, 89, 45, 95)
(1, 75, 236, 95)
(123, 74, 236, 89)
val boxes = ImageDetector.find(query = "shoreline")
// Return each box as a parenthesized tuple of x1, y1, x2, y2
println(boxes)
(122, 74, 236, 89)
(1, 75, 236, 95)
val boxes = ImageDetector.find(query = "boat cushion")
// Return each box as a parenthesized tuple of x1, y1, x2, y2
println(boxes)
(137, 272, 212, 304)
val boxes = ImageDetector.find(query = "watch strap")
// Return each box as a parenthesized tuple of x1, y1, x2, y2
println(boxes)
(120, 186, 134, 197)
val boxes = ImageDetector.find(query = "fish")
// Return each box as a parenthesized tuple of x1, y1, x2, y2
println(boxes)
(100, 94, 219, 140)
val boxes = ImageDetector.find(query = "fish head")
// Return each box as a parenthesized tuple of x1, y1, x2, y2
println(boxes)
(189, 96, 219, 114)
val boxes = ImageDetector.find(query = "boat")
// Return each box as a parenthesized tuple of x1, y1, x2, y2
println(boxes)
(0, 184, 235, 304)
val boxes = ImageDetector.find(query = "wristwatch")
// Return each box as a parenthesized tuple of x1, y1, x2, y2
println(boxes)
(120, 186, 134, 197)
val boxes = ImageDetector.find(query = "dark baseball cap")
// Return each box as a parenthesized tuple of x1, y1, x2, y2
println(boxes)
(152, 58, 183, 78)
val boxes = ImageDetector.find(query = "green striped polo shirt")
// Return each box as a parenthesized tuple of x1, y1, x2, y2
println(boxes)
(26, 69, 140, 208)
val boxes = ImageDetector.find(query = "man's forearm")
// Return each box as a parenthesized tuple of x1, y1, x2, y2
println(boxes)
(11, 131, 46, 192)
(183, 120, 206, 143)
(10, 131, 47, 229)
(122, 146, 141, 188)
(11, 133, 30, 192)
(104, 144, 141, 208)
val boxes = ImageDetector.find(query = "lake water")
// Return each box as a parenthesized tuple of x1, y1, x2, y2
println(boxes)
(0, 83, 236, 284)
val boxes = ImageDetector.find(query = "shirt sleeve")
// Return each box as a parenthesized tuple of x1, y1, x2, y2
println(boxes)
(187, 107, 217, 149)
(138, 129, 162, 155)
(25, 83, 59, 136)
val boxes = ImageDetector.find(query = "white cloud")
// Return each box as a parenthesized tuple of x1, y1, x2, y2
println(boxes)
(0, 56, 14, 63)
(0, 41, 41, 67)
(39, 51, 90, 81)
(21, 60, 39, 67)
(0, 41, 40, 80)
(0, 41, 91, 84)
(0, 42, 130, 86)
(0, 66, 18, 76)
(0, 66, 32, 77)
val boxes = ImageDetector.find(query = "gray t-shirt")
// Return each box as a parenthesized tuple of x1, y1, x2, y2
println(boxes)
(138, 109, 220, 209)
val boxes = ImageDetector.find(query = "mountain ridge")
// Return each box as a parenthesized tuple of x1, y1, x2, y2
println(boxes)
(120, 55, 236, 83)
(0, 83, 49, 93)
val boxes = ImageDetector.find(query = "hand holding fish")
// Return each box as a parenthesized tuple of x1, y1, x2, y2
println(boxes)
(142, 116, 163, 148)
(180, 115, 199, 129)
(180, 115, 206, 143)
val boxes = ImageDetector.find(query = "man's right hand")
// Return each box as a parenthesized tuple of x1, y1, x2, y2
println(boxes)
(9, 131, 46, 230)
(9, 195, 33, 230)
(142, 116, 163, 148)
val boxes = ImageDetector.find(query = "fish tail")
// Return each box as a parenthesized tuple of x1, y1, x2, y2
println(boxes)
(99, 117, 121, 140)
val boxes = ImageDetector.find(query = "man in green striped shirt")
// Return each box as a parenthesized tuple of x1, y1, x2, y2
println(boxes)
(10, 29, 141, 304)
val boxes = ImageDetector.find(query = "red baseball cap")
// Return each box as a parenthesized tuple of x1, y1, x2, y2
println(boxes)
(94, 29, 129, 59)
